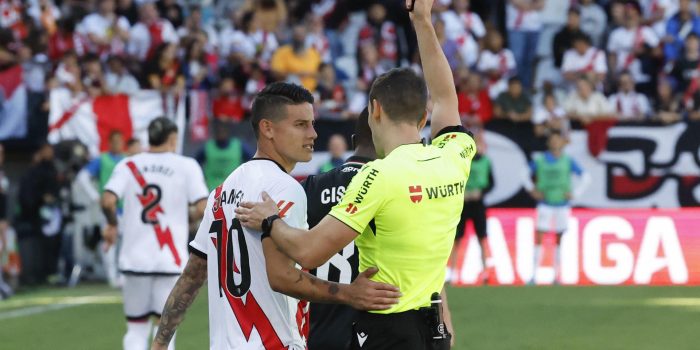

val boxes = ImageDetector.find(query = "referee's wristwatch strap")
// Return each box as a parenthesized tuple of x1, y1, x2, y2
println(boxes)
(261, 214, 280, 241)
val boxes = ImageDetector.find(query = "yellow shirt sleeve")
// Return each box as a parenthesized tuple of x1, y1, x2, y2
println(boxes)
(329, 163, 384, 234)
(432, 129, 477, 165)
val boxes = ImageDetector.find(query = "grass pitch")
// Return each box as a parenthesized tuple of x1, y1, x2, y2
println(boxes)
(0, 284, 697, 349)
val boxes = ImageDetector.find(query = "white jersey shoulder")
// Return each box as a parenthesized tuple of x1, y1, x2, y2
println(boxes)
(190, 159, 309, 350)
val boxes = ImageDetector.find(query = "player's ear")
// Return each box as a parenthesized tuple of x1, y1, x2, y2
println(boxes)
(260, 119, 274, 140)
(370, 99, 382, 123)
(351, 134, 357, 150)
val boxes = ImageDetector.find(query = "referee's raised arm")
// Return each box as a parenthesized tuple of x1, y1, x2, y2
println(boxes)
(409, 0, 462, 138)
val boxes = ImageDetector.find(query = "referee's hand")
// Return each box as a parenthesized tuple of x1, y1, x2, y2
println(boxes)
(346, 267, 401, 311)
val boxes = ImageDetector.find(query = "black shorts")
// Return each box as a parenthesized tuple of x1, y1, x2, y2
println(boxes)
(456, 200, 487, 240)
(350, 310, 450, 350)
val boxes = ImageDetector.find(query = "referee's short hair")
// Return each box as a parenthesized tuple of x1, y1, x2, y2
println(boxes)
(148, 117, 178, 146)
(368, 68, 428, 124)
(251, 82, 314, 139)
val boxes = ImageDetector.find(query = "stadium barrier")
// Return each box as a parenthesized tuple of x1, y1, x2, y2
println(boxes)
(453, 208, 700, 286)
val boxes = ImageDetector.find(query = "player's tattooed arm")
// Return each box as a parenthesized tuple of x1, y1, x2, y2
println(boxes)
(263, 239, 400, 311)
(101, 191, 119, 226)
(152, 254, 207, 348)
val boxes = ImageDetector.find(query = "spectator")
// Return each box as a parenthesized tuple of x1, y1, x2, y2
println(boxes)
(220, 11, 278, 64)
(494, 77, 533, 123)
(457, 72, 493, 128)
(608, 71, 651, 121)
(664, 0, 700, 63)
(16, 144, 61, 286)
(48, 17, 86, 61)
(506, 0, 544, 89)
(607, 2, 661, 91)
(27, 0, 61, 36)
(182, 38, 212, 90)
(672, 33, 700, 94)
(533, 93, 569, 137)
(564, 77, 613, 124)
(579, 0, 607, 47)
(242, 0, 288, 34)
(195, 120, 253, 190)
(177, 5, 219, 54)
(642, 0, 679, 37)
(77, 0, 130, 58)
(561, 33, 607, 88)
(535, 0, 569, 59)
(306, 15, 332, 64)
(142, 43, 184, 93)
(104, 55, 140, 95)
(316, 63, 351, 120)
(116, 0, 139, 25)
(477, 30, 516, 99)
(156, 0, 185, 29)
(81, 54, 106, 97)
(270, 24, 322, 91)
(434, 18, 462, 71)
(654, 79, 683, 124)
(318, 134, 347, 173)
(127, 2, 178, 61)
(358, 1, 400, 67)
(552, 7, 585, 69)
(441, 0, 486, 44)
(212, 77, 245, 122)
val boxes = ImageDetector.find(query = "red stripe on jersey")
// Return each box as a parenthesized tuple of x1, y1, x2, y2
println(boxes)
(212, 185, 286, 349)
(276, 200, 295, 218)
(125, 161, 182, 266)
(296, 298, 309, 344)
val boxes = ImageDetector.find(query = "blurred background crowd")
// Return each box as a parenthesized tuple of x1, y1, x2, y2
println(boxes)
(0, 0, 699, 291)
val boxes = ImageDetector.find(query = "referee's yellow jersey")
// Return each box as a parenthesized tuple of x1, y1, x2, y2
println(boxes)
(329, 127, 476, 314)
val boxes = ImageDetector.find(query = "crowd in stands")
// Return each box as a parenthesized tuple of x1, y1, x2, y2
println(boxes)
(3, 0, 700, 136)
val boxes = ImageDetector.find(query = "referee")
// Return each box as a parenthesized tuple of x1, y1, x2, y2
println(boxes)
(236, 0, 476, 348)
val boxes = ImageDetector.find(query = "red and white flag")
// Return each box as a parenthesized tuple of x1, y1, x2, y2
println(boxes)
(0, 65, 27, 140)
(48, 90, 185, 156)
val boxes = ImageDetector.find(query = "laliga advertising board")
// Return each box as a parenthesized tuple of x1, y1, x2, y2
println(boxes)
(453, 209, 700, 286)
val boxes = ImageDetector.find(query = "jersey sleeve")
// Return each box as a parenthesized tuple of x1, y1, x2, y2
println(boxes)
(84, 158, 101, 178)
(268, 182, 308, 230)
(189, 192, 215, 258)
(329, 163, 384, 234)
(187, 159, 210, 204)
(570, 159, 584, 176)
(103, 160, 129, 198)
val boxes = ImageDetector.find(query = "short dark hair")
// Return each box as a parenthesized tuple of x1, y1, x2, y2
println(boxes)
(250, 82, 314, 139)
(368, 68, 427, 124)
(108, 130, 123, 140)
(354, 107, 373, 149)
(148, 117, 178, 146)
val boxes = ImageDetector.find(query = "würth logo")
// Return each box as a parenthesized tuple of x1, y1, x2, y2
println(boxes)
(409, 185, 423, 203)
(346, 203, 358, 214)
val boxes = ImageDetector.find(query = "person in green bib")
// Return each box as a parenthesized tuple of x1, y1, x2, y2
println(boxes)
(523, 131, 589, 285)
(195, 120, 254, 190)
(318, 134, 348, 173)
(83, 131, 126, 196)
(451, 134, 491, 285)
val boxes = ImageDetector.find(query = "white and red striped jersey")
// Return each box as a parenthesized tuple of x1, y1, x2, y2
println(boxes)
(189, 159, 310, 350)
(104, 152, 209, 274)
(506, 1, 542, 32)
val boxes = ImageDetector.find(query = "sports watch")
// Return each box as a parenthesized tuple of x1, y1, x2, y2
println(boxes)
(261, 214, 281, 240)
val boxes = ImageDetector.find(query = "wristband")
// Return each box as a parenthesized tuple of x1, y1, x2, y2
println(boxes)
(261, 214, 280, 241)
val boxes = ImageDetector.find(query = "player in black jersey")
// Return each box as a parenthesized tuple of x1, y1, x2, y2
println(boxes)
(302, 108, 375, 350)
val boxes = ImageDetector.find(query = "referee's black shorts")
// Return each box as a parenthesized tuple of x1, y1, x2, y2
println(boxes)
(350, 310, 450, 350)
(456, 199, 487, 240)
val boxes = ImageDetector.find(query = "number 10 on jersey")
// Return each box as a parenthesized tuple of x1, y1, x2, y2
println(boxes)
(210, 218, 251, 298)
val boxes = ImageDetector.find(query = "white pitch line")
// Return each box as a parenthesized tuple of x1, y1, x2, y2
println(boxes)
(0, 295, 122, 321)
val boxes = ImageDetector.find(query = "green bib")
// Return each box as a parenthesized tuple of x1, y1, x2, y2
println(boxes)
(99, 153, 119, 193)
(535, 154, 572, 204)
(466, 155, 491, 192)
(204, 139, 242, 190)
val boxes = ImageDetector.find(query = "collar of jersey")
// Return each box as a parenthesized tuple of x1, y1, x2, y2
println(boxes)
(249, 157, 287, 173)
(344, 155, 374, 167)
